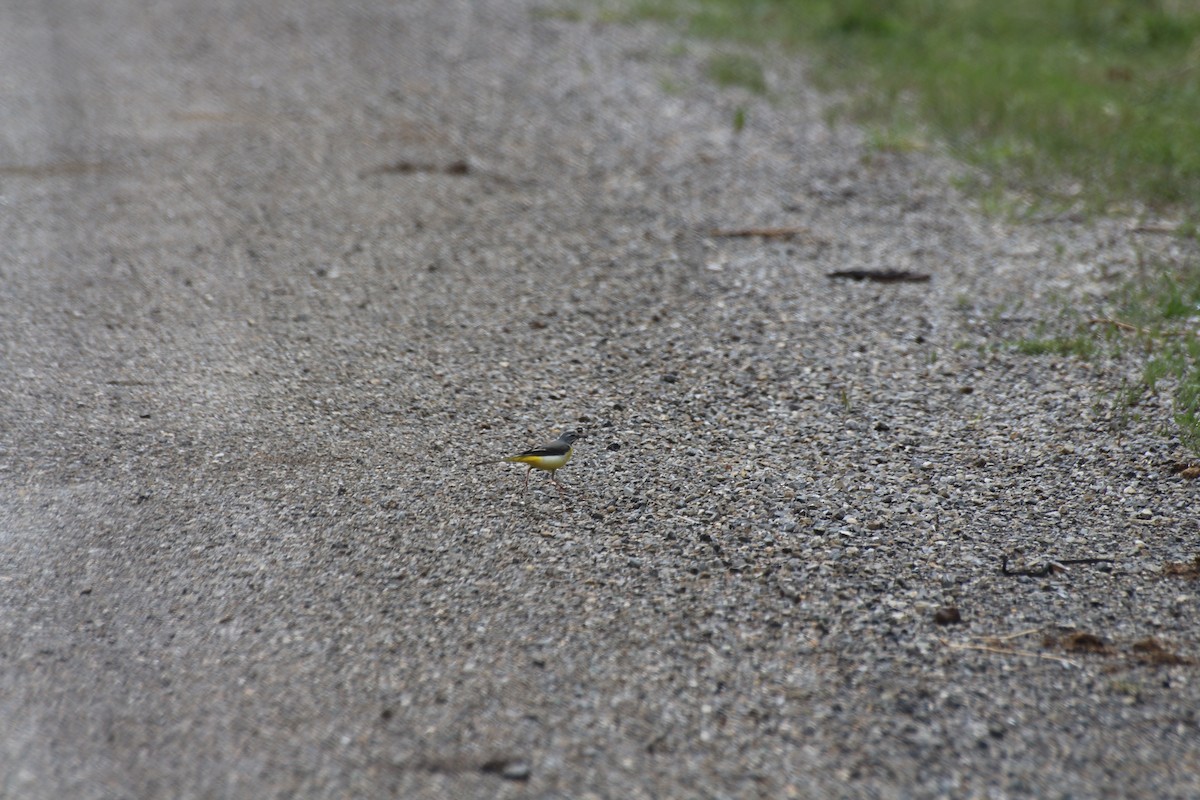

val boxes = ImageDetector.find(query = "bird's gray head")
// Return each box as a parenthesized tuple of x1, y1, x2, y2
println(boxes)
(558, 431, 580, 444)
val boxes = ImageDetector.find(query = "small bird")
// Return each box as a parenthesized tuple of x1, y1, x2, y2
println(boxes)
(479, 431, 580, 493)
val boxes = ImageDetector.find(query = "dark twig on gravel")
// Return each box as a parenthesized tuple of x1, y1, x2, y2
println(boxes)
(358, 159, 470, 178)
(827, 269, 931, 283)
(1001, 555, 1117, 577)
(709, 226, 813, 239)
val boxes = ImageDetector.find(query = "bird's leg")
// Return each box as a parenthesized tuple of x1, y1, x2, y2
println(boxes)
(551, 471, 568, 494)
(524, 467, 532, 492)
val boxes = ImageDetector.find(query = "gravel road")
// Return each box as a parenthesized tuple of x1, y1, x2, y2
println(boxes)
(2, 0, 1199, 797)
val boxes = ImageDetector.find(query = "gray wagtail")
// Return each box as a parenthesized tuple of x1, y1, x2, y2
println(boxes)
(478, 431, 580, 493)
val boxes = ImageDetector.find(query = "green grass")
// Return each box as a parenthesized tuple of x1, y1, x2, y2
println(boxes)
(732, 106, 747, 132)
(706, 53, 768, 93)
(608, 0, 1200, 450)
(1013, 265, 1200, 450)
(623, 0, 1200, 220)
(1114, 264, 1200, 449)
(1014, 334, 1097, 359)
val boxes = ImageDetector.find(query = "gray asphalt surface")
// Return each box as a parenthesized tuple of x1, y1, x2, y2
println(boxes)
(2, 0, 1199, 797)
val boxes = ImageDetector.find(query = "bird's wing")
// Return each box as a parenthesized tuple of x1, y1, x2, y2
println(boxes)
(514, 441, 570, 458)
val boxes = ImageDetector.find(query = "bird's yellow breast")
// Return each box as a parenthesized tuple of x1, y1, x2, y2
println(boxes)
(504, 448, 572, 471)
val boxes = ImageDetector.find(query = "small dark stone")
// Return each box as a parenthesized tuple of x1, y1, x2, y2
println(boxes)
(827, 268, 931, 283)
(934, 606, 962, 625)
